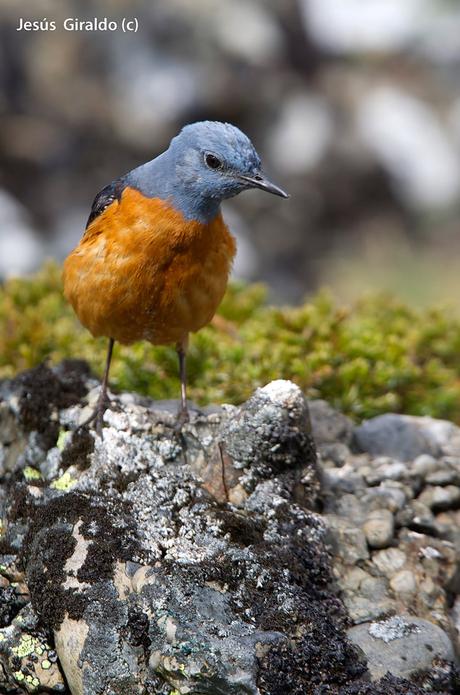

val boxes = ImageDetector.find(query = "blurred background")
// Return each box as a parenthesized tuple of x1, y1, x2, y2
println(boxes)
(1, 0, 460, 306)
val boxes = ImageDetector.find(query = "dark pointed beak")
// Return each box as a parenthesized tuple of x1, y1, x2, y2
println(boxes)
(240, 173, 290, 199)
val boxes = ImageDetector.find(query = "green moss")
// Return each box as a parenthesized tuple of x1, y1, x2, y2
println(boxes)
(2, 262, 460, 422)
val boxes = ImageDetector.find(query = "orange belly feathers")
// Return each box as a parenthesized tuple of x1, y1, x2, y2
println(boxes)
(63, 187, 236, 346)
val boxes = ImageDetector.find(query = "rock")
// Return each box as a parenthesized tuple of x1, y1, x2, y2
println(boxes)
(341, 573, 397, 625)
(450, 594, 460, 650)
(389, 570, 417, 595)
(348, 616, 456, 680)
(308, 399, 354, 445)
(361, 485, 407, 513)
(0, 364, 371, 695)
(319, 441, 350, 467)
(412, 454, 438, 477)
(425, 467, 459, 486)
(364, 459, 408, 485)
(322, 464, 365, 495)
(325, 515, 369, 564)
(418, 485, 460, 512)
(372, 547, 407, 576)
(363, 509, 395, 549)
(0, 605, 66, 692)
(2, 362, 460, 693)
(353, 414, 460, 461)
(395, 499, 438, 535)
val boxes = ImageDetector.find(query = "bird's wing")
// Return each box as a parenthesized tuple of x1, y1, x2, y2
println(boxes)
(86, 178, 126, 228)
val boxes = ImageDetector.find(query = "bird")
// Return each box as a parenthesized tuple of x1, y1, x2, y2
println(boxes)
(63, 121, 289, 434)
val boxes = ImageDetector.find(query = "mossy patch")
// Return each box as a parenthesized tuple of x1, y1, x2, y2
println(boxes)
(1, 263, 460, 422)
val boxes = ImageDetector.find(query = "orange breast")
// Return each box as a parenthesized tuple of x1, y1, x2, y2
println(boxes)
(62, 187, 236, 345)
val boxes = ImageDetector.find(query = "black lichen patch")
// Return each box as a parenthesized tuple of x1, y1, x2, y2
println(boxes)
(412, 658, 460, 693)
(21, 491, 141, 630)
(60, 428, 94, 471)
(212, 509, 266, 547)
(339, 673, 447, 694)
(0, 585, 27, 627)
(258, 621, 367, 694)
(26, 526, 77, 630)
(52, 359, 92, 401)
(7, 483, 35, 527)
(8, 361, 89, 450)
(126, 606, 151, 653)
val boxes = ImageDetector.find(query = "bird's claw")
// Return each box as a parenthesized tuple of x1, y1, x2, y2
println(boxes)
(174, 406, 190, 432)
(76, 394, 112, 437)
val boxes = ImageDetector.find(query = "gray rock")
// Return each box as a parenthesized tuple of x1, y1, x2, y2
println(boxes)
(361, 485, 406, 513)
(389, 569, 417, 595)
(411, 454, 438, 477)
(0, 605, 66, 692)
(324, 515, 369, 564)
(363, 509, 395, 549)
(3, 361, 460, 694)
(348, 615, 456, 680)
(343, 594, 398, 624)
(372, 547, 407, 576)
(395, 499, 437, 535)
(319, 441, 350, 467)
(308, 399, 354, 445)
(321, 465, 365, 495)
(418, 485, 460, 512)
(425, 467, 459, 486)
(0, 364, 367, 695)
(354, 414, 442, 461)
(364, 459, 407, 486)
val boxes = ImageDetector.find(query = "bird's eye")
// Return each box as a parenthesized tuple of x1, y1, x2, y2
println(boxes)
(205, 153, 222, 170)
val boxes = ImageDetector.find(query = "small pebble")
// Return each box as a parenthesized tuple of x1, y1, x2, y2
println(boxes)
(389, 570, 417, 595)
(418, 485, 460, 512)
(425, 468, 457, 486)
(372, 547, 407, 576)
(363, 509, 395, 549)
(411, 454, 438, 477)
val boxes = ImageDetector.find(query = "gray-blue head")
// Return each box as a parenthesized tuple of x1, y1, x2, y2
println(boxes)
(131, 121, 289, 222)
(170, 121, 289, 202)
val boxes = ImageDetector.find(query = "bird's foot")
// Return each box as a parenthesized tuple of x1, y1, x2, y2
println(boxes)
(174, 405, 190, 432)
(76, 393, 112, 437)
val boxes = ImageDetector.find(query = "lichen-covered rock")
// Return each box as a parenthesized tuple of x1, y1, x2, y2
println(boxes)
(1, 362, 459, 694)
(348, 616, 456, 681)
(0, 363, 359, 694)
(0, 604, 65, 693)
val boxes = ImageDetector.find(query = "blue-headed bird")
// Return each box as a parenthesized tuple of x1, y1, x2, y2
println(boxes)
(63, 121, 289, 433)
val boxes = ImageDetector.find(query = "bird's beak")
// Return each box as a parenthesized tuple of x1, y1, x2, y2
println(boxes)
(240, 173, 290, 199)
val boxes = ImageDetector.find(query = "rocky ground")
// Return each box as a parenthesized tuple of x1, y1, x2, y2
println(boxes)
(0, 361, 460, 693)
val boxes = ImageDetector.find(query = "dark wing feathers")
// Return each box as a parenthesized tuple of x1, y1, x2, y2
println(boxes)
(86, 177, 126, 228)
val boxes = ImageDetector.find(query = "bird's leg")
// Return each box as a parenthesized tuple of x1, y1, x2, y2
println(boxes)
(78, 337, 115, 436)
(176, 337, 189, 426)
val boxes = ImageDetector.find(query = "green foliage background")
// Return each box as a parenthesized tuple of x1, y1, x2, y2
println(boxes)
(1, 263, 460, 422)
